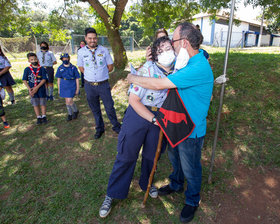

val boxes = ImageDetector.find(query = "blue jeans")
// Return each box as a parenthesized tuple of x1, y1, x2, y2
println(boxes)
(168, 136, 204, 206)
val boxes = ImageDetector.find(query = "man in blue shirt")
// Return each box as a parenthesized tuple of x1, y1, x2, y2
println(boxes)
(127, 22, 214, 223)
(77, 28, 121, 139)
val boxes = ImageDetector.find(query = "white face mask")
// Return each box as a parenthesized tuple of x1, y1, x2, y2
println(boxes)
(157, 50, 175, 67)
(175, 47, 190, 70)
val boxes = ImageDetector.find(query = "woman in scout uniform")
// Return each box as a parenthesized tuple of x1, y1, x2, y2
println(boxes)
(99, 36, 176, 218)
(56, 53, 80, 121)
(37, 41, 57, 101)
(0, 46, 16, 104)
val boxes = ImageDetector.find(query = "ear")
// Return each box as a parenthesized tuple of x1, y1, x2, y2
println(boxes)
(183, 39, 189, 48)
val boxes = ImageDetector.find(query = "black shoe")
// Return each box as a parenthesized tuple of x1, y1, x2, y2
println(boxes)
(41, 117, 48, 124)
(158, 185, 183, 196)
(37, 118, 42, 125)
(94, 130, 104, 139)
(11, 100, 15, 105)
(72, 110, 79, 119)
(180, 204, 198, 223)
(67, 114, 72, 121)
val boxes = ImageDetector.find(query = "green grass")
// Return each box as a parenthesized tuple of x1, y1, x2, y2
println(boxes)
(1, 48, 280, 223)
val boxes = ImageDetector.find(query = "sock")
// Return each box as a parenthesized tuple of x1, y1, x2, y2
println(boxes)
(66, 105, 72, 115)
(8, 92, 15, 102)
(71, 103, 78, 113)
(46, 86, 49, 97)
(49, 87, 54, 97)
(42, 114, 46, 118)
(37, 115, 41, 119)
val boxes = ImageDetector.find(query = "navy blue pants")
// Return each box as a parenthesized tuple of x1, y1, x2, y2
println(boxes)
(107, 105, 166, 199)
(84, 80, 121, 132)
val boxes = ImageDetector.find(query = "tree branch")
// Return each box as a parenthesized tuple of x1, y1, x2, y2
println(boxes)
(86, 0, 111, 28)
(112, 0, 128, 28)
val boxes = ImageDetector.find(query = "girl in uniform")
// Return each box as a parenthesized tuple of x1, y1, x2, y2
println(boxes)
(37, 41, 57, 100)
(56, 53, 80, 121)
(0, 46, 16, 104)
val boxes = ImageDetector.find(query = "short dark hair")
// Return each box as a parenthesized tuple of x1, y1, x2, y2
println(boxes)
(27, 52, 37, 59)
(151, 36, 172, 62)
(178, 22, 203, 50)
(40, 41, 49, 50)
(85, 27, 97, 36)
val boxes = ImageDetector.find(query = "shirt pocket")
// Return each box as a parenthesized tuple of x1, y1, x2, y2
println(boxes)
(96, 55, 105, 67)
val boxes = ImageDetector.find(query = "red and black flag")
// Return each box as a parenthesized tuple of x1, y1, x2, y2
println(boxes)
(156, 88, 195, 148)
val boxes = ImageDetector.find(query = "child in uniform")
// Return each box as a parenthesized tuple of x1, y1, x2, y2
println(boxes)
(0, 81, 10, 128)
(22, 53, 48, 124)
(0, 46, 16, 104)
(56, 53, 80, 121)
(37, 41, 57, 100)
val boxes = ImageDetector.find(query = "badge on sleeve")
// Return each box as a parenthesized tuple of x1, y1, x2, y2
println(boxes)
(132, 84, 139, 92)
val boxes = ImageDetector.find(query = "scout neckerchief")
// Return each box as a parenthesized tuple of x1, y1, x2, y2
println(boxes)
(29, 64, 41, 87)
(155, 62, 175, 76)
(86, 45, 98, 63)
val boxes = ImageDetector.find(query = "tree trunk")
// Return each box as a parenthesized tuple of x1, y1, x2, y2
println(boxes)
(107, 28, 128, 69)
(86, 0, 128, 69)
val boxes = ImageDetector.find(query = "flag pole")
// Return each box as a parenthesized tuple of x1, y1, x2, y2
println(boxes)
(208, 0, 236, 184)
(142, 130, 164, 207)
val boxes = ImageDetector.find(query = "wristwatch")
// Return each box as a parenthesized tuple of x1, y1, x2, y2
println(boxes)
(151, 116, 157, 124)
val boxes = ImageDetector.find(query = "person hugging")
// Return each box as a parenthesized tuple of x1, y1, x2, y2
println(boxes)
(55, 53, 80, 121)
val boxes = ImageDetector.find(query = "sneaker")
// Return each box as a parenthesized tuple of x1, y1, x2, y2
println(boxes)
(72, 110, 79, 119)
(3, 121, 10, 129)
(158, 184, 183, 196)
(99, 195, 113, 218)
(37, 118, 42, 125)
(149, 185, 158, 198)
(180, 204, 198, 223)
(46, 96, 50, 101)
(49, 95, 54, 101)
(67, 114, 72, 121)
(41, 117, 48, 124)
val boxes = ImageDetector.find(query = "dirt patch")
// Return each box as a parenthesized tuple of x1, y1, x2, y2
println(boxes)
(210, 165, 280, 224)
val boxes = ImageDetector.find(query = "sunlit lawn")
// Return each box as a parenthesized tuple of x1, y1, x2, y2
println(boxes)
(0, 47, 280, 223)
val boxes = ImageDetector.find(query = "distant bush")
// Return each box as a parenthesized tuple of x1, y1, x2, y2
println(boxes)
(0, 36, 35, 53)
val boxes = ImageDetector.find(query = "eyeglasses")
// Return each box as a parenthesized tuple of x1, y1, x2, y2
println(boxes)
(171, 38, 186, 45)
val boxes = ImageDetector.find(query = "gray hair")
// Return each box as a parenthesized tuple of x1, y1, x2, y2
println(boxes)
(178, 22, 203, 50)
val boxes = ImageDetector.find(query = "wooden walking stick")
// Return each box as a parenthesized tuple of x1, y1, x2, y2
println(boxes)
(142, 130, 164, 207)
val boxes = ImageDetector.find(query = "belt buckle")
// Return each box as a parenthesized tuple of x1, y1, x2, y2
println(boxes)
(91, 82, 98, 86)
(151, 107, 157, 111)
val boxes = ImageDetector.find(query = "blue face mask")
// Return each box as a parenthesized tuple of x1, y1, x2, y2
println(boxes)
(62, 60, 70, 65)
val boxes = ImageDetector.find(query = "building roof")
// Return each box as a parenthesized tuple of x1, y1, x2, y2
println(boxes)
(193, 12, 267, 28)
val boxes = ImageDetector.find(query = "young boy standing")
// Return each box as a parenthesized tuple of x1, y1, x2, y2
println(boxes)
(22, 53, 48, 124)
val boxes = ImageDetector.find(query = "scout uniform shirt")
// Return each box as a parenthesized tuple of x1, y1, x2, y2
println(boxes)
(128, 61, 168, 108)
(77, 45, 113, 82)
(36, 51, 57, 67)
(0, 56, 11, 69)
(22, 66, 48, 98)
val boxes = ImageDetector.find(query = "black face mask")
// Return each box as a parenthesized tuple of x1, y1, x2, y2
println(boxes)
(41, 46, 47, 50)
(31, 62, 38, 66)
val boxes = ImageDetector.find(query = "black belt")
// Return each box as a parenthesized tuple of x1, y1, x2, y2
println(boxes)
(63, 78, 75, 80)
(146, 105, 160, 112)
(85, 79, 108, 86)
(44, 66, 53, 68)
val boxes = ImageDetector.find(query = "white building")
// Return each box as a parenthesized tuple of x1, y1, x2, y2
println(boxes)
(192, 12, 280, 47)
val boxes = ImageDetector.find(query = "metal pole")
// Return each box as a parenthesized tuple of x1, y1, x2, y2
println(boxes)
(257, 6, 265, 47)
(208, 0, 236, 184)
